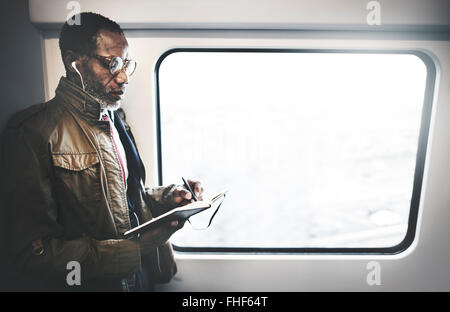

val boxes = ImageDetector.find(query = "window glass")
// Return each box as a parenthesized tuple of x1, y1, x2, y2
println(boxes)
(157, 51, 428, 249)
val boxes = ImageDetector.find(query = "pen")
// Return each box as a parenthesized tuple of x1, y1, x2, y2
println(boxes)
(182, 177, 198, 201)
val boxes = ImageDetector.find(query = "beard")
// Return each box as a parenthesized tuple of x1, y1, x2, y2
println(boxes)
(85, 83, 122, 111)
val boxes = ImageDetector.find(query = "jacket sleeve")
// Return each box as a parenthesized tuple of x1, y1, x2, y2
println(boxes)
(0, 125, 141, 286)
(142, 184, 177, 218)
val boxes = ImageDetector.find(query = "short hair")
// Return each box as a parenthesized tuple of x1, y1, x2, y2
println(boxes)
(59, 12, 124, 68)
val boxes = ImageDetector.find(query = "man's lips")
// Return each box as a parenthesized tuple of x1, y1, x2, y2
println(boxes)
(108, 90, 125, 100)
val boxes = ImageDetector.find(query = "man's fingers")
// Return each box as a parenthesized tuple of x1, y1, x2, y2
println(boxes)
(179, 219, 187, 228)
(172, 219, 186, 230)
(197, 185, 204, 199)
(183, 190, 192, 200)
(173, 187, 192, 203)
(168, 219, 185, 234)
(172, 181, 204, 206)
(188, 179, 203, 197)
(140, 220, 186, 251)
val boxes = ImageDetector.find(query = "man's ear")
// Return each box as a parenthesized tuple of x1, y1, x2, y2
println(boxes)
(63, 50, 82, 74)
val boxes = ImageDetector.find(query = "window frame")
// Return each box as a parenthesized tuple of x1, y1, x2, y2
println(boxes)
(154, 48, 437, 255)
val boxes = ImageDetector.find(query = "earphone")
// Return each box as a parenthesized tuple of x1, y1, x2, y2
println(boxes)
(71, 61, 85, 91)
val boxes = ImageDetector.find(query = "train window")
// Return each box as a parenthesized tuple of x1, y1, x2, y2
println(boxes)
(156, 49, 434, 253)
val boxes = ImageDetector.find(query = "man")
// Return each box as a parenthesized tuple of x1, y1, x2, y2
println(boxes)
(0, 12, 202, 291)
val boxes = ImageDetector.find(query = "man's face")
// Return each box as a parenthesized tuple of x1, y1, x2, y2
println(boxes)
(80, 29, 130, 110)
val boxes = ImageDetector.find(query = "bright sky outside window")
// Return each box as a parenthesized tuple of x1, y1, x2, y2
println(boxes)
(157, 50, 428, 250)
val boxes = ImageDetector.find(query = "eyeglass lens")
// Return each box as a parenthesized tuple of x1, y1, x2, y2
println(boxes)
(109, 57, 136, 77)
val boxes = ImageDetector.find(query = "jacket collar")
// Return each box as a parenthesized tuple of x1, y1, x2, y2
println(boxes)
(55, 76, 104, 121)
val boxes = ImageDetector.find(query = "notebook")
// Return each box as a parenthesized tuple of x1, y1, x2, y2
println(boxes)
(123, 190, 228, 238)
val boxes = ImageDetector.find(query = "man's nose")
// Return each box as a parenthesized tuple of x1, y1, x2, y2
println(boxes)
(114, 69, 129, 85)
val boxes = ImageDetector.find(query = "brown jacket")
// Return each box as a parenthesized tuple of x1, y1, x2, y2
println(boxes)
(0, 77, 177, 291)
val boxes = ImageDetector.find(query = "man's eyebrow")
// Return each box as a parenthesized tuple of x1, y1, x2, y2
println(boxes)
(102, 54, 131, 60)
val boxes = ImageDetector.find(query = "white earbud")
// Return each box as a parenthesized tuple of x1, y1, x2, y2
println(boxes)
(71, 61, 85, 91)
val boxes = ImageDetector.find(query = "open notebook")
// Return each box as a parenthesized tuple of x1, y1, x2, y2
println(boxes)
(123, 190, 228, 238)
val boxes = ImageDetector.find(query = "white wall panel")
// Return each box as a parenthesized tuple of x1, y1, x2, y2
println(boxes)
(30, 0, 450, 31)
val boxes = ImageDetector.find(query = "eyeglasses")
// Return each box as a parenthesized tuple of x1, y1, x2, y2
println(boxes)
(94, 55, 137, 77)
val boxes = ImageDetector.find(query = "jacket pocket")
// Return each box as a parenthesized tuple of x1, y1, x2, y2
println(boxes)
(51, 152, 102, 235)
(51, 152, 100, 171)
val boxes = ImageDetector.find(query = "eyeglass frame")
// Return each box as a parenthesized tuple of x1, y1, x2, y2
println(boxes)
(93, 54, 137, 77)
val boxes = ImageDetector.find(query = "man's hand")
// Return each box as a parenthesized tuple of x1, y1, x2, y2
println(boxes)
(138, 219, 186, 255)
(171, 179, 204, 206)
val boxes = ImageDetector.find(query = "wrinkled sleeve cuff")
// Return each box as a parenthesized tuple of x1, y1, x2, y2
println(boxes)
(116, 239, 142, 276)
(96, 238, 142, 278)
